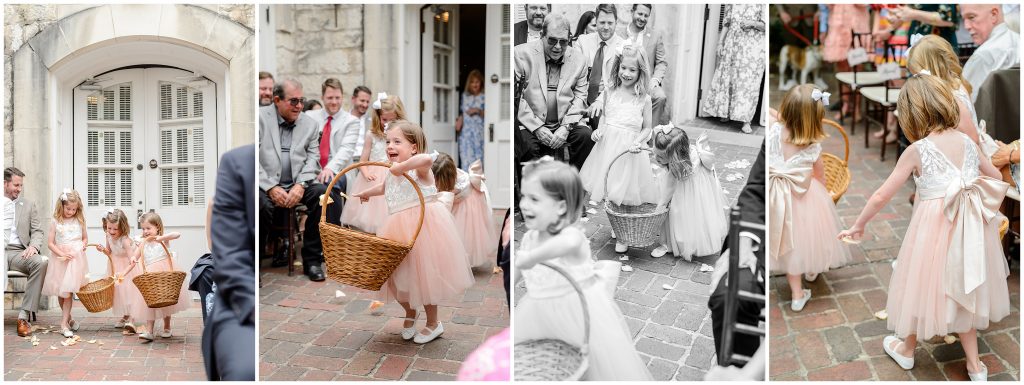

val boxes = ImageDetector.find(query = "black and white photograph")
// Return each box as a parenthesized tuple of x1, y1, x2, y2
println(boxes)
(512, 3, 767, 381)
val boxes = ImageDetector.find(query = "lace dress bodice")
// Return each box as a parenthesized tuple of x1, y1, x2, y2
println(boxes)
(384, 171, 438, 214)
(106, 234, 134, 258)
(600, 91, 648, 132)
(141, 241, 170, 266)
(54, 220, 83, 245)
(520, 228, 598, 299)
(368, 135, 388, 162)
(768, 122, 821, 171)
(914, 133, 981, 200)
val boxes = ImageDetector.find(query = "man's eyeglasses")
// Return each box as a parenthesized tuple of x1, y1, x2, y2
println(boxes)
(546, 37, 570, 47)
(283, 97, 306, 107)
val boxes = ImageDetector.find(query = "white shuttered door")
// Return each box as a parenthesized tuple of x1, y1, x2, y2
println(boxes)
(75, 68, 215, 279)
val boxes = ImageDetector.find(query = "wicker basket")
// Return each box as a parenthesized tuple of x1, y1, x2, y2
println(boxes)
(515, 262, 590, 380)
(822, 119, 852, 203)
(76, 244, 118, 313)
(132, 241, 186, 308)
(319, 161, 426, 291)
(603, 149, 669, 248)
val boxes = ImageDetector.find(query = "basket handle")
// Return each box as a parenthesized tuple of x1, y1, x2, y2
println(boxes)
(86, 243, 117, 278)
(321, 161, 427, 248)
(134, 240, 175, 274)
(602, 147, 655, 201)
(823, 119, 850, 164)
(537, 262, 590, 354)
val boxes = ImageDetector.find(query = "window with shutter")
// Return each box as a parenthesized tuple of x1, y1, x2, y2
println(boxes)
(158, 80, 206, 208)
(85, 83, 134, 207)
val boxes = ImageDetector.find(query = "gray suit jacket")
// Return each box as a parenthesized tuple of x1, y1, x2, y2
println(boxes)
(514, 39, 589, 131)
(258, 105, 320, 191)
(304, 109, 362, 174)
(12, 199, 43, 252)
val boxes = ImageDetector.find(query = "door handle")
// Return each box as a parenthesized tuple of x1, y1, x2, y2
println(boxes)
(137, 209, 143, 229)
(149, 159, 158, 169)
(488, 123, 494, 142)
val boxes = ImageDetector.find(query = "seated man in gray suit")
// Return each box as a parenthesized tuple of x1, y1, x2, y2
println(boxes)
(514, 13, 594, 172)
(4, 167, 47, 337)
(259, 79, 343, 282)
(620, 4, 670, 125)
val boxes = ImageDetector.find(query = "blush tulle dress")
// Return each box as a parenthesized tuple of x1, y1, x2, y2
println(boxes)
(885, 133, 1010, 338)
(579, 91, 658, 205)
(107, 235, 144, 317)
(451, 169, 498, 267)
(130, 241, 192, 322)
(342, 134, 390, 233)
(658, 142, 730, 260)
(375, 170, 475, 308)
(768, 122, 851, 274)
(42, 219, 89, 298)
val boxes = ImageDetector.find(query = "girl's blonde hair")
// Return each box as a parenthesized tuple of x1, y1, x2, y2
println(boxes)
(388, 120, 428, 154)
(139, 212, 165, 236)
(102, 209, 131, 240)
(463, 69, 485, 96)
(431, 152, 458, 192)
(778, 84, 827, 146)
(608, 45, 650, 96)
(896, 74, 959, 142)
(653, 127, 693, 180)
(371, 94, 408, 139)
(53, 189, 86, 227)
(907, 35, 971, 95)
(522, 159, 584, 234)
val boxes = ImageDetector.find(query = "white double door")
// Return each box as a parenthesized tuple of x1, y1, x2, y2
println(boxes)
(73, 67, 215, 278)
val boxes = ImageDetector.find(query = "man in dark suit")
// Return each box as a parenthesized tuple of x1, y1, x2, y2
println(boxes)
(514, 13, 594, 172)
(514, 4, 551, 46)
(708, 143, 765, 364)
(203, 145, 256, 381)
(259, 79, 343, 281)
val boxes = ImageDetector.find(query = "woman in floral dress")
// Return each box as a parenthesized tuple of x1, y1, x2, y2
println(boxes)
(458, 69, 486, 171)
(702, 4, 766, 134)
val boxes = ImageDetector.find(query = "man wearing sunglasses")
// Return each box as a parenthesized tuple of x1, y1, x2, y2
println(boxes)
(514, 13, 594, 176)
(258, 79, 343, 282)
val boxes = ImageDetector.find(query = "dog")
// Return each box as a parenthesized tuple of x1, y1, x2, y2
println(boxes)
(778, 44, 827, 91)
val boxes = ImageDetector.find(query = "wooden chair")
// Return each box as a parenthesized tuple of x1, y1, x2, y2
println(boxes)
(858, 41, 908, 161)
(268, 206, 304, 276)
(4, 271, 37, 321)
(834, 31, 880, 133)
(718, 207, 766, 367)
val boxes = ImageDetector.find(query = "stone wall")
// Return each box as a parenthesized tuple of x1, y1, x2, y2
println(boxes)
(272, 4, 365, 104)
(3, 4, 254, 166)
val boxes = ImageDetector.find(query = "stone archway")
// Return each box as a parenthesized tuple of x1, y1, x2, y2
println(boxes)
(7, 4, 253, 229)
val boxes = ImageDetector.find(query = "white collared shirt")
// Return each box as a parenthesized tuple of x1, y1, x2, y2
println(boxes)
(625, 25, 646, 48)
(4, 197, 19, 246)
(305, 108, 360, 171)
(963, 23, 1020, 103)
(351, 109, 369, 159)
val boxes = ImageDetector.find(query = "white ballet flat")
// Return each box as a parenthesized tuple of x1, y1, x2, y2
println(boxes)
(790, 289, 812, 312)
(968, 362, 988, 381)
(139, 332, 154, 342)
(614, 242, 628, 253)
(413, 323, 444, 344)
(70, 319, 80, 332)
(401, 316, 417, 341)
(650, 245, 670, 258)
(61, 328, 74, 338)
(883, 336, 914, 370)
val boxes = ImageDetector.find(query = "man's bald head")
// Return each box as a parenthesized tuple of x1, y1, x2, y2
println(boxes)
(961, 4, 1004, 45)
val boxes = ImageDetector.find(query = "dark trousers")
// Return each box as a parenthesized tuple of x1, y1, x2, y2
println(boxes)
(708, 267, 764, 365)
(259, 180, 344, 269)
(202, 301, 255, 380)
(514, 125, 595, 206)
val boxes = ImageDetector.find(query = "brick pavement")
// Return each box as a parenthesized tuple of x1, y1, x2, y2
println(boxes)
(767, 72, 1020, 381)
(4, 302, 207, 381)
(258, 212, 510, 381)
(514, 118, 764, 380)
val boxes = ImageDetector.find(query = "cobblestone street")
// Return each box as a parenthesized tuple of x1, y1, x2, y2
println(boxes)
(515, 118, 764, 380)
(4, 302, 206, 381)
(258, 212, 510, 381)
(767, 72, 1020, 381)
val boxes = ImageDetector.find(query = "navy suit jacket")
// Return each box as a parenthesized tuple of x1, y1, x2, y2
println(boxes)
(211, 144, 256, 324)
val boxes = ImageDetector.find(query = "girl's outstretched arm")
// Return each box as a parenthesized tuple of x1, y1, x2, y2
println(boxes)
(158, 232, 181, 243)
(358, 131, 376, 178)
(390, 153, 434, 176)
(656, 171, 676, 208)
(838, 145, 919, 240)
(515, 229, 586, 270)
(354, 181, 386, 200)
(635, 97, 654, 147)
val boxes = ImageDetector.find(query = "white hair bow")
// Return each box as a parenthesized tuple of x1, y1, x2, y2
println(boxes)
(429, 150, 440, 162)
(909, 33, 925, 50)
(60, 188, 71, 201)
(811, 89, 831, 106)
(372, 92, 389, 110)
(106, 207, 116, 215)
(655, 123, 674, 135)
(916, 69, 932, 76)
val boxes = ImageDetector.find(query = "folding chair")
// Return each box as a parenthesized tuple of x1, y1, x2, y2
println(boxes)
(718, 207, 767, 367)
